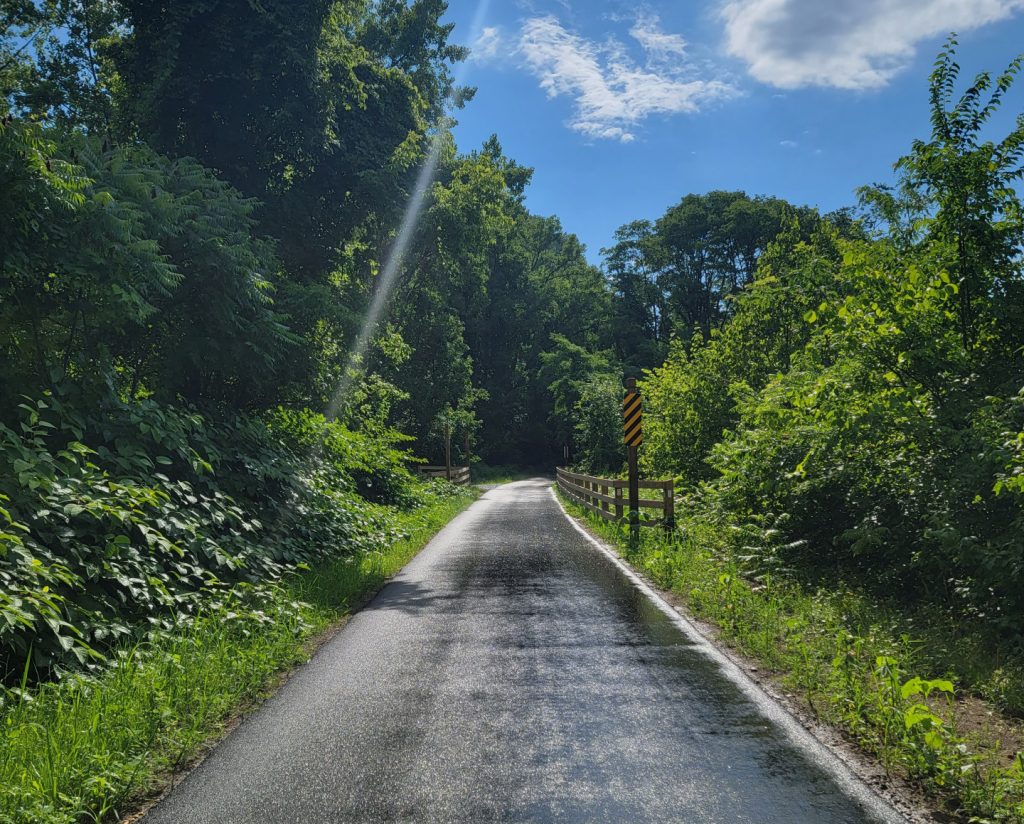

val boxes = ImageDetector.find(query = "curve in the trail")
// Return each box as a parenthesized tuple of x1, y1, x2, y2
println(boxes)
(143, 478, 905, 824)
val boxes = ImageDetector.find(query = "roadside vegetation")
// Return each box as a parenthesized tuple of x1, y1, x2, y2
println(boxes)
(1, 488, 475, 824)
(1, 2, 535, 821)
(561, 494, 1024, 823)
(560, 42, 1024, 824)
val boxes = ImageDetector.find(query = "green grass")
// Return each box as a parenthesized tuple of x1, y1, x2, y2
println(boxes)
(293, 492, 477, 613)
(557, 489, 1024, 824)
(0, 490, 477, 824)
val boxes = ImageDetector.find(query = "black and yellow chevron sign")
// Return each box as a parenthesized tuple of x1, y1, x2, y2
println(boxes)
(623, 390, 643, 447)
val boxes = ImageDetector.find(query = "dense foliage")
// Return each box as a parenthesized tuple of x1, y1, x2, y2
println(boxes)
(602, 192, 831, 374)
(0, 384, 452, 675)
(0, 0, 618, 679)
(559, 54, 1024, 815)
(4, 5, 1024, 811)
(630, 45, 1024, 648)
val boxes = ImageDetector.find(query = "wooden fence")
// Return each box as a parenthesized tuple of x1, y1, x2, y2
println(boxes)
(556, 467, 674, 528)
(418, 465, 471, 485)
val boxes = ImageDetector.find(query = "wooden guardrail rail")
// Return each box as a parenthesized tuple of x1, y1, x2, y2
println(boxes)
(418, 465, 471, 485)
(556, 467, 674, 528)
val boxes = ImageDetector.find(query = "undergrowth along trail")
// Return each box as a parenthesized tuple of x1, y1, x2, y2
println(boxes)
(557, 490, 1024, 824)
(0, 488, 477, 824)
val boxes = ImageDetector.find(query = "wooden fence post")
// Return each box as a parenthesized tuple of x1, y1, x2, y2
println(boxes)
(444, 420, 452, 482)
(663, 480, 675, 532)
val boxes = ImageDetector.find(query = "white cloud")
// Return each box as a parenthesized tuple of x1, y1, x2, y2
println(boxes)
(779, 139, 798, 148)
(630, 14, 688, 61)
(470, 26, 504, 63)
(721, 0, 1024, 90)
(518, 16, 735, 142)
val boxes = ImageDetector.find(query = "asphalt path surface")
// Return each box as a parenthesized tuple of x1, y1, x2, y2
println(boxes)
(144, 478, 905, 824)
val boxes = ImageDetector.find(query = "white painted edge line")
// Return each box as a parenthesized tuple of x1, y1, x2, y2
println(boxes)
(550, 487, 910, 824)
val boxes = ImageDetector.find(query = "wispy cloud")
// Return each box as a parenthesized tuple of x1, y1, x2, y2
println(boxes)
(470, 25, 503, 62)
(722, 0, 1024, 90)
(629, 14, 687, 62)
(516, 15, 735, 143)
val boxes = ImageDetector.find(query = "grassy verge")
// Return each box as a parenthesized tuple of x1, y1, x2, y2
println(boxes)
(557, 490, 1024, 824)
(0, 489, 477, 824)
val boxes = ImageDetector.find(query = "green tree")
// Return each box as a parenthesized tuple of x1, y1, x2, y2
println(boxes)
(640, 221, 845, 482)
(116, 0, 464, 404)
(572, 375, 624, 475)
(539, 334, 615, 461)
(891, 37, 1024, 352)
(652, 191, 812, 338)
(467, 209, 613, 465)
(603, 219, 666, 373)
(0, 133, 292, 409)
(657, 42, 1024, 625)
(13, 0, 124, 133)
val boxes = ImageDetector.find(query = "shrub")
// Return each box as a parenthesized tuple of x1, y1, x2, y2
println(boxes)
(0, 386, 432, 680)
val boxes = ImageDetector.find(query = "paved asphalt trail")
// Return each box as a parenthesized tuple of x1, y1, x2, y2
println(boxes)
(144, 479, 904, 824)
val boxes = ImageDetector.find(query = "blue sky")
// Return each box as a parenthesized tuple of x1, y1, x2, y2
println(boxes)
(442, 0, 1024, 263)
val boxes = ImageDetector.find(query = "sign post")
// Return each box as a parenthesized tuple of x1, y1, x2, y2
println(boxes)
(623, 378, 643, 537)
(444, 419, 452, 482)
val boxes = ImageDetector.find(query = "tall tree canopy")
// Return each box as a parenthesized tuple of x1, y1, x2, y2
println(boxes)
(602, 191, 822, 374)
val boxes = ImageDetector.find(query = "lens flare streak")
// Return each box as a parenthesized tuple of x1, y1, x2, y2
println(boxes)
(323, 0, 492, 423)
